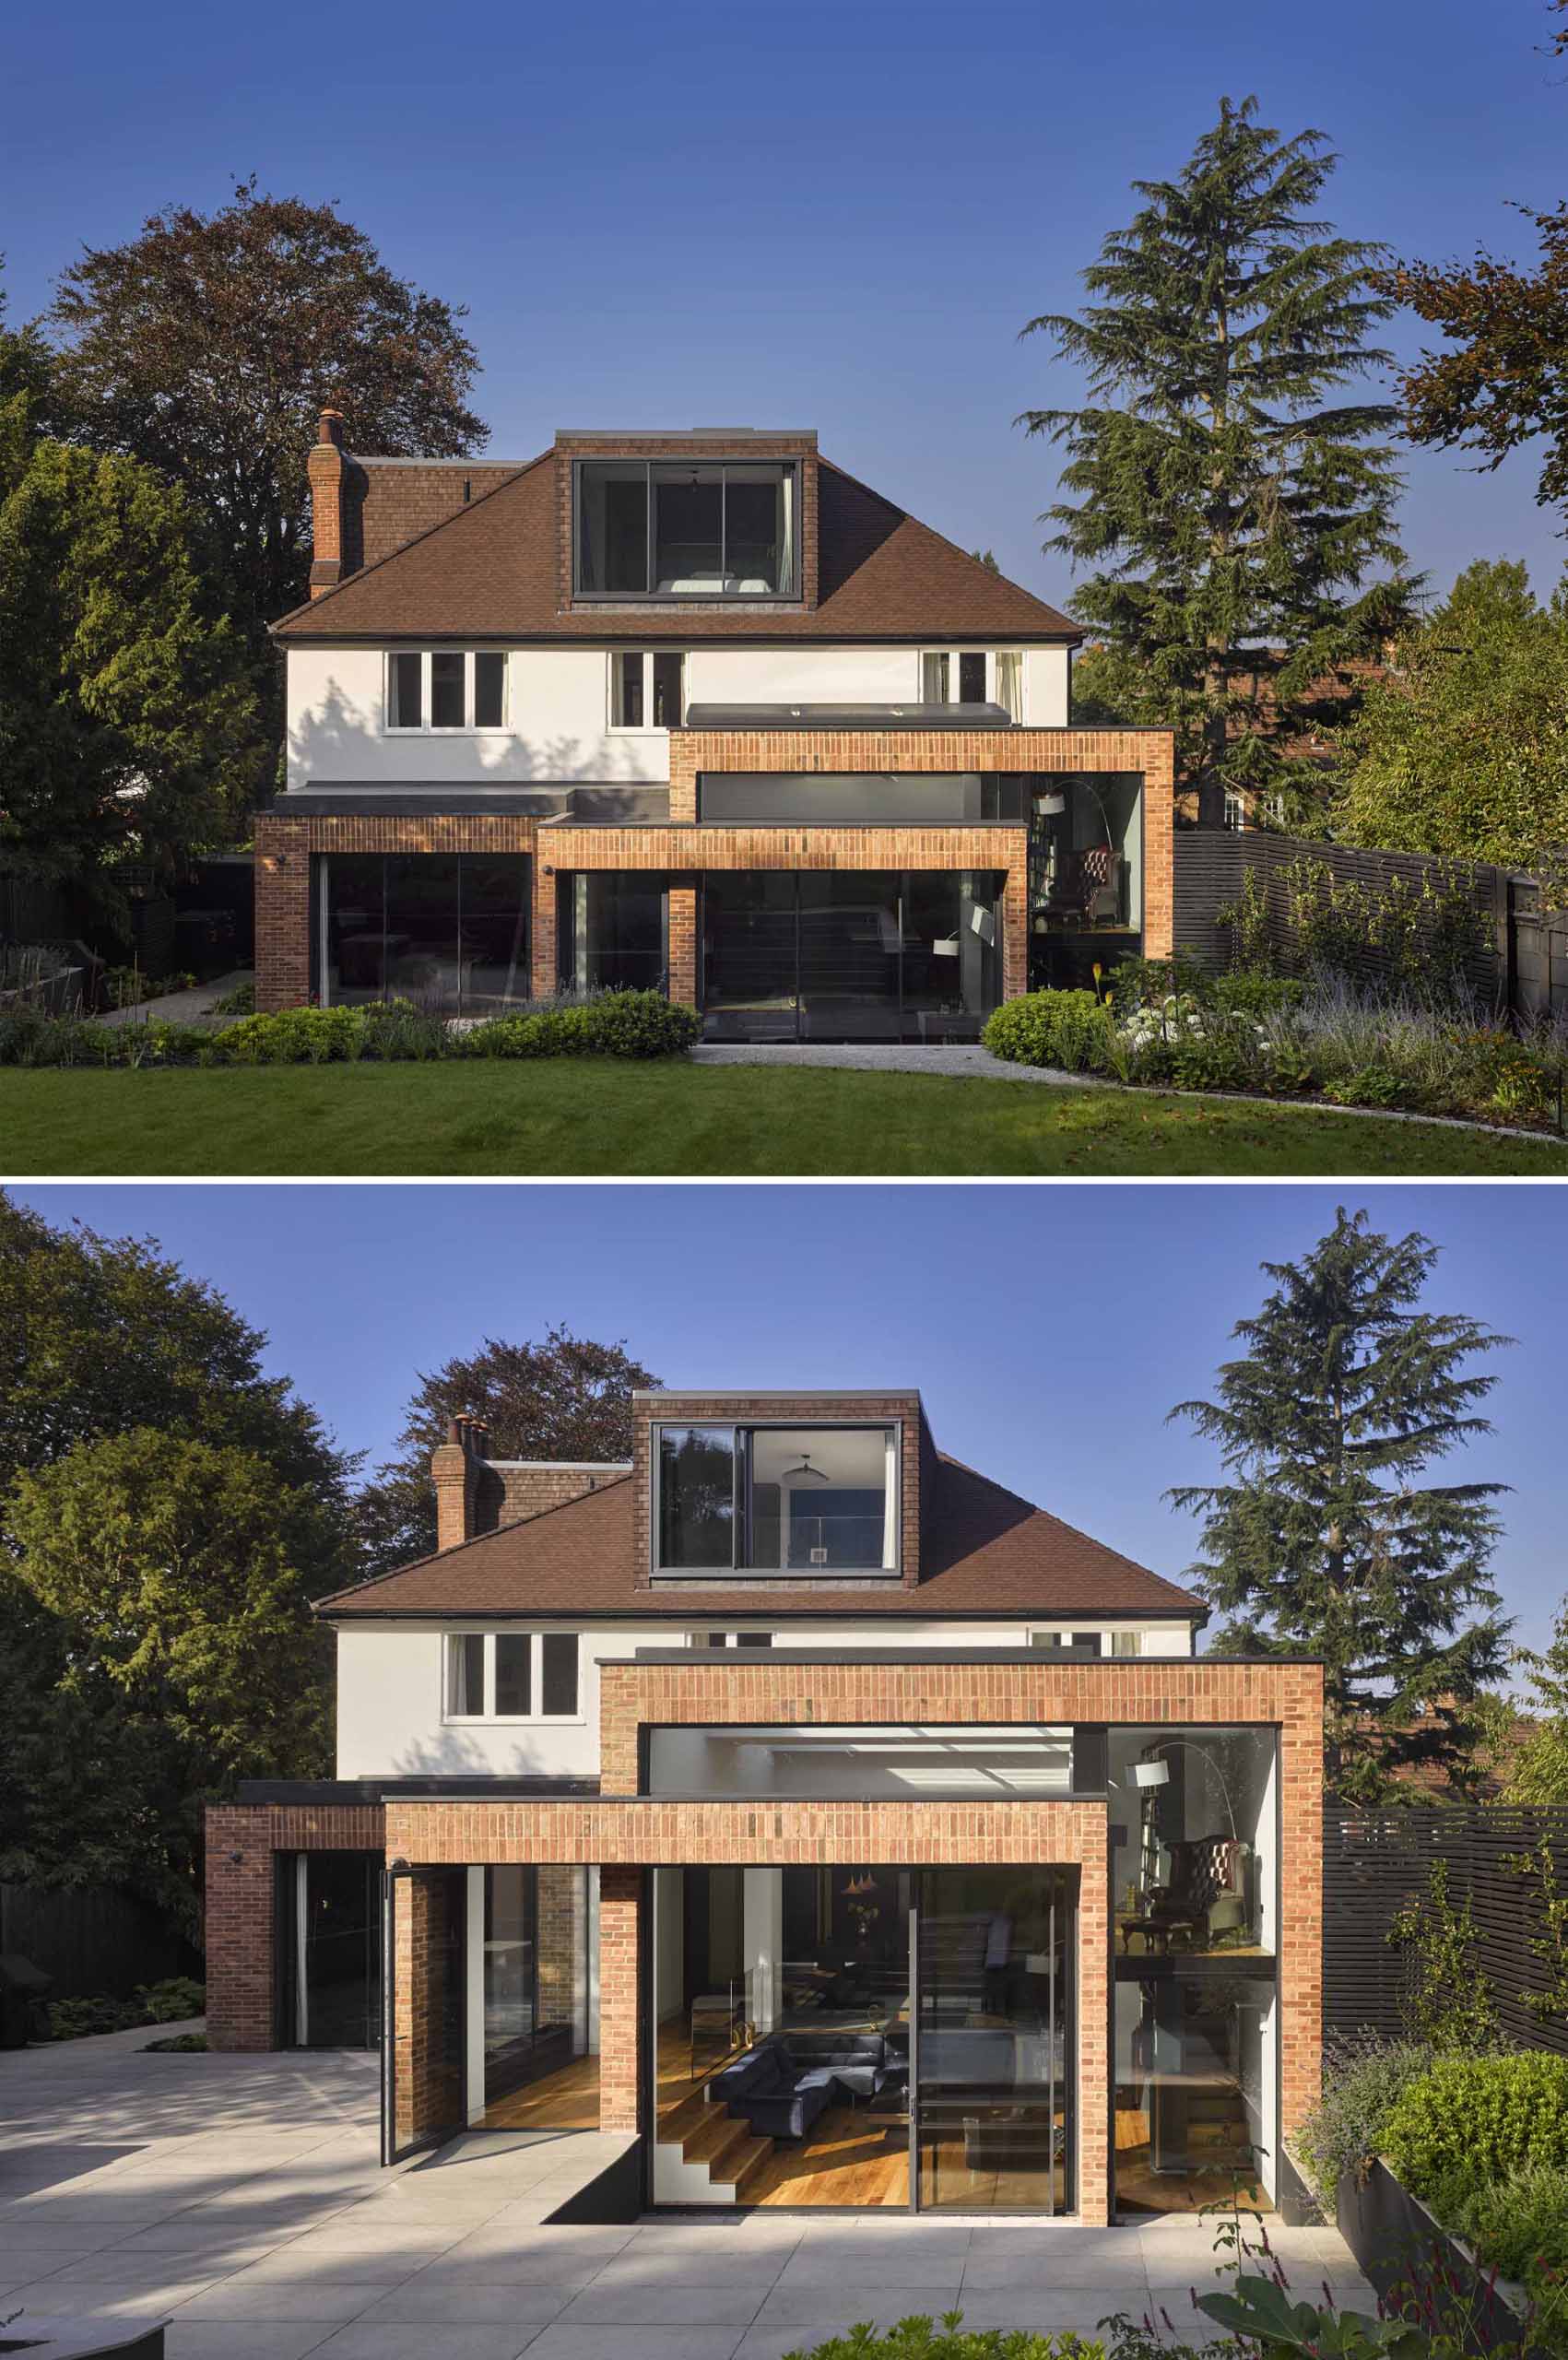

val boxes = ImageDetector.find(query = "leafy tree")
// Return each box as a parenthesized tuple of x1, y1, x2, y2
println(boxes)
(1503, 1595, 1568, 1805)
(353, 1325, 661, 1577)
(46, 179, 487, 675)
(1020, 96, 1411, 825)
(970, 548, 1001, 572)
(1332, 559, 1568, 896)
(1168, 1207, 1513, 1802)
(1381, 204, 1568, 525)
(0, 325, 261, 900)
(0, 1194, 354, 1924)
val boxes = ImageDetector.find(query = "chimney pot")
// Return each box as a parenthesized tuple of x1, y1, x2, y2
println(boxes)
(317, 407, 345, 448)
(445, 1417, 462, 1446)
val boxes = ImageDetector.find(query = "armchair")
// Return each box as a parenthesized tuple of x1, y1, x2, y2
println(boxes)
(1147, 1835, 1248, 1950)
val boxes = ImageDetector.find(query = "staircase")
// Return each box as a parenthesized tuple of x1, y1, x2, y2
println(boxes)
(1173, 2085, 1257, 2176)
(656, 2078, 775, 2204)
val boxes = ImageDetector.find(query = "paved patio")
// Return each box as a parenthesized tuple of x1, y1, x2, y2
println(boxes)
(0, 2024, 1378, 2358)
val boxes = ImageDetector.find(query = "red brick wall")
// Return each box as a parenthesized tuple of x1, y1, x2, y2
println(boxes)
(630, 1391, 925, 1587)
(597, 1864, 643, 2135)
(393, 1870, 464, 2148)
(205, 1801, 384, 2051)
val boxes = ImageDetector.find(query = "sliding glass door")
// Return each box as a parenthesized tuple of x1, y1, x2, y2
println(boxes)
(649, 1863, 1075, 2212)
(914, 1869, 1074, 2213)
(702, 872, 1003, 1042)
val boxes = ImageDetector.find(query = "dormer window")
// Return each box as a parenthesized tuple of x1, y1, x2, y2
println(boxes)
(575, 459, 799, 599)
(654, 1422, 898, 1575)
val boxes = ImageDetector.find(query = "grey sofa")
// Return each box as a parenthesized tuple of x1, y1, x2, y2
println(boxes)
(711, 2031, 909, 2141)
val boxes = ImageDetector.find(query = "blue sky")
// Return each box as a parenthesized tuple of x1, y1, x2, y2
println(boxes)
(11, 1183, 1565, 1663)
(5, 0, 1568, 605)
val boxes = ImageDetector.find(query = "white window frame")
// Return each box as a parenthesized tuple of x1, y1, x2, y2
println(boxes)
(607, 649, 687, 734)
(1221, 786, 1246, 832)
(918, 648, 1026, 719)
(686, 1630, 775, 1649)
(384, 648, 511, 736)
(442, 1629, 584, 1723)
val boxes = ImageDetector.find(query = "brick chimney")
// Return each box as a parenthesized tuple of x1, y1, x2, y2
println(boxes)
(430, 1414, 489, 1552)
(307, 407, 348, 598)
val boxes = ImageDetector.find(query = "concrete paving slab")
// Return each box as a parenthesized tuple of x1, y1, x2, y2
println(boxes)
(312, 2329, 545, 2360)
(524, 2329, 744, 2360)
(556, 2284, 763, 2328)
(163, 2326, 337, 2360)
(357, 2283, 576, 2327)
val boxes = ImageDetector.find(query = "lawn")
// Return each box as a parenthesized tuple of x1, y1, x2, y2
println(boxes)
(4, 1061, 1565, 1175)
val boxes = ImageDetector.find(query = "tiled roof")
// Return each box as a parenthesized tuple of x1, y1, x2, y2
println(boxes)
(315, 1454, 1202, 1622)
(274, 454, 1079, 643)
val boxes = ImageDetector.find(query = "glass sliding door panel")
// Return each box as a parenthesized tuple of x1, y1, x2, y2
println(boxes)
(652, 466, 724, 591)
(578, 463, 648, 594)
(324, 855, 387, 1005)
(383, 856, 462, 1009)
(746, 1425, 893, 1571)
(286, 1852, 381, 2048)
(479, 1867, 599, 2130)
(701, 873, 799, 1040)
(914, 1868, 1073, 2212)
(657, 1424, 737, 1568)
(654, 1865, 911, 2208)
(797, 871, 902, 1041)
(462, 857, 530, 1011)
(560, 874, 666, 993)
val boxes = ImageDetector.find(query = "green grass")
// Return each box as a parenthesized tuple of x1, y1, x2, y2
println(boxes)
(4, 1061, 1565, 1175)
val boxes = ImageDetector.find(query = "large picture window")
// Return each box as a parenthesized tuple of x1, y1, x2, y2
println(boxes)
(575, 459, 798, 598)
(317, 853, 530, 1014)
(654, 1422, 898, 1575)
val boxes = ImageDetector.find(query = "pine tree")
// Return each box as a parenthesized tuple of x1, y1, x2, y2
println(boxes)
(1168, 1208, 1513, 1801)
(1020, 96, 1412, 825)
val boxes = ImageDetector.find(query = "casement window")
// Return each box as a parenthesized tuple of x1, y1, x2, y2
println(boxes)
(1221, 787, 1246, 832)
(920, 649, 1025, 720)
(608, 651, 686, 730)
(443, 1631, 581, 1719)
(687, 1630, 775, 1649)
(1111, 1630, 1146, 1658)
(386, 649, 508, 733)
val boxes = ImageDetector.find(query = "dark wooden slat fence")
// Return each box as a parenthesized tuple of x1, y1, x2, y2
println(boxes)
(1173, 832, 1567, 1022)
(1324, 1807, 1568, 2055)
(0, 1883, 200, 2000)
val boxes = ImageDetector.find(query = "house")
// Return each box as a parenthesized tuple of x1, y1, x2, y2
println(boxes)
(256, 422, 1176, 1027)
(206, 1386, 1323, 2225)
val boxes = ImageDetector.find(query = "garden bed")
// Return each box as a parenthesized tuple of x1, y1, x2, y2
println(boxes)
(1338, 2158, 1540, 2356)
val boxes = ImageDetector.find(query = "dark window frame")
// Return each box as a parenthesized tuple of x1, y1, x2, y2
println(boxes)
(572, 456, 803, 603)
(653, 1419, 900, 1577)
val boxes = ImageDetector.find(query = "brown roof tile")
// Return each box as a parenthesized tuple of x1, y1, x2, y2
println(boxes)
(275, 452, 1079, 644)
(316, 1455, 1201, 1622)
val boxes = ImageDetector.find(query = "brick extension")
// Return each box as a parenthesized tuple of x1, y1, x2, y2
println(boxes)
(206, 1801, 385, 2051)
(253, 720, 1173, 1011)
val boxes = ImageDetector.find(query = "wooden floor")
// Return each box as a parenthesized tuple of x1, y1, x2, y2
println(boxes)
(1113, 2104, 1273, 2216)
(482, 2051, 602, 2131)
(743, 2106, 909, 2209)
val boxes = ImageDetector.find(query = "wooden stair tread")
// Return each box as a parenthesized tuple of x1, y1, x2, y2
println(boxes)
(712, 2133, 775, 2189)
(656, 2092, 713, 2144)
(684, 2109, 748, 2165)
